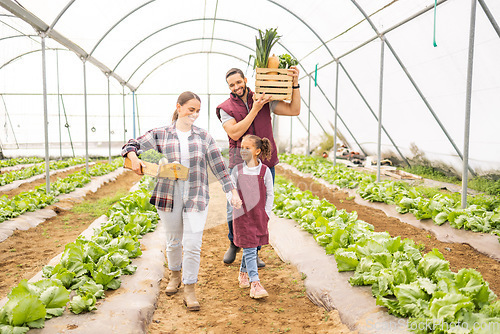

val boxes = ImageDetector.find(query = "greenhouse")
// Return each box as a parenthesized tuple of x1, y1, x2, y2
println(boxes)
(0, 0, 499, 333)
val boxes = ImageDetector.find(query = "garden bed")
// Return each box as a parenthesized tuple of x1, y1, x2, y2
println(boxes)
(276, 164, 500, 298)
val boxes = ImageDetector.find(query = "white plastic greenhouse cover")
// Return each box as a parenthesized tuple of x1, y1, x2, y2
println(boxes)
(0, 0, 499, 177)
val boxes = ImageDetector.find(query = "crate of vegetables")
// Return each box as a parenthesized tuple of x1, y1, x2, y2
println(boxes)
(254, 67, 293, 101)
(250, 28, 298, 101)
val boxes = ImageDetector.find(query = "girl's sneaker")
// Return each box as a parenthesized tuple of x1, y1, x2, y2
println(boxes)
(250, 281, 268, 299)
(238, 271, 250, 288)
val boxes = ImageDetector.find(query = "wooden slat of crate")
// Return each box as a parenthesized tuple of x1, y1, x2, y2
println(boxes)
(254, 67, 293, 101)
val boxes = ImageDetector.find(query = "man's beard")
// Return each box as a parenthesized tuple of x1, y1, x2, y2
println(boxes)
(234, 85, 247, 98)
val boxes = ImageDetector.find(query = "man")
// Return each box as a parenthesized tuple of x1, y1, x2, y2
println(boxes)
(216, 66, 301, 266)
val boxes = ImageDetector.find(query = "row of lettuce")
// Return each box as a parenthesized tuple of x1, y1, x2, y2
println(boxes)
(0, 157, 44, 169)
(279, 154, 500, 242)
(0, 158, 123, 224)
(0, 176, 158, 333)
(0, 157, 88, 186)
(273, 176, 499, 333)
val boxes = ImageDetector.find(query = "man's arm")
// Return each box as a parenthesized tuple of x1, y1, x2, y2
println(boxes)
(222, 94, 272, 141)
(273, 66, 301, 116)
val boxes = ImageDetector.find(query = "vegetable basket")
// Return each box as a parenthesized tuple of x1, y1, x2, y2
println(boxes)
(254, 68, 293, 101)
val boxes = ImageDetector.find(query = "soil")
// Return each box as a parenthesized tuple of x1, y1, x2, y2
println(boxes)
(276, 165, 500, 299)
(2, 161, 106, 198)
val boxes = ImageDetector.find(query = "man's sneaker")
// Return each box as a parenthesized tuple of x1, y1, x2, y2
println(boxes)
(238, 271, 250, 288)
(250, 281, 268, 299)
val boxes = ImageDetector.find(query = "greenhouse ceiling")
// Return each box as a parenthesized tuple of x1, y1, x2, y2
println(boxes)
(0, 0, 499, 181)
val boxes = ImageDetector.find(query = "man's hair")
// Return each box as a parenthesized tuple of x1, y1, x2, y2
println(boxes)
(225, 68, 245, 80)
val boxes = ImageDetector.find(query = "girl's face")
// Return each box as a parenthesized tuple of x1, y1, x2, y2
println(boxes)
(240, 137, 260, 163)
(176, 99, 200, 125)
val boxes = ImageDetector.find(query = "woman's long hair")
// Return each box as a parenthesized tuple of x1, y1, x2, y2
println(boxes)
(172, 91, 201, 123)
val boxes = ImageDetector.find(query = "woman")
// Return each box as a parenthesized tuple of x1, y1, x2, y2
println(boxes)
(122, 91, 241, 311)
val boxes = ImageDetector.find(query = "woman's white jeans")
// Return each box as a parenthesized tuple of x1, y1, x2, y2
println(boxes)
(157, 180, 208, 285)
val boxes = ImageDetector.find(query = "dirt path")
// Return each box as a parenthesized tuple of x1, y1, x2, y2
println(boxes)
(148, 172, 353, 333)
(148, 222, 353, 334)
(276, 165, 500, 298)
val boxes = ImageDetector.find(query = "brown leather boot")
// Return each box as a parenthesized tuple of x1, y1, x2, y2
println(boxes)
(165, 270, 182, 296)
(183, 284, 200, 311)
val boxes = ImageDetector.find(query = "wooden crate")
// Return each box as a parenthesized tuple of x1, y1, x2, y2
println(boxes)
(254, 68, 293, 101)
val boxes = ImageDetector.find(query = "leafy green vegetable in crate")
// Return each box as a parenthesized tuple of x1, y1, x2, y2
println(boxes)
(278, 54, 298, 69)
(139, 149, 165, 164)
(249, 28, 281, 69)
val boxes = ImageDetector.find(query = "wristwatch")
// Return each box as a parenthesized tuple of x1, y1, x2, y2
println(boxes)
(292, 84, 300, 89)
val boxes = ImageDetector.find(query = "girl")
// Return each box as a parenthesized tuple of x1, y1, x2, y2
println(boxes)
(122, 91, 241, 311)
(228, 134, 274, 299)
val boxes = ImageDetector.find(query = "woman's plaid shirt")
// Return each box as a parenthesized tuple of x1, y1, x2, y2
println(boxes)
(122, 123, 235, 212)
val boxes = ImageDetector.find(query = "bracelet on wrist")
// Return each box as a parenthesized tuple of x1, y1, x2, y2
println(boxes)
(292, 84, 300, 89)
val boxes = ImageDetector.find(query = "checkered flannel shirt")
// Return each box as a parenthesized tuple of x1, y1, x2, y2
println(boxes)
(122, 123, 235, 212)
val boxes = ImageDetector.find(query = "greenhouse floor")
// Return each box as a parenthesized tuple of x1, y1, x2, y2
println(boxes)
(1, 163, 499, 333)
(0, 169, 354, 333)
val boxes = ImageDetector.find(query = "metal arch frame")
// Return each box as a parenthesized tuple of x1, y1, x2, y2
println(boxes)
(0, 34, 36, 42)
(0, 0, 136, 91)
(0, 47, 68, 71)
(349, 0, 478, 176)
(128, 39, 339, 141)
(112, 18, 256, 73)
(90, 0, 156, 57)
(77, 0, 376, 154)
(126, 37, 253, 83)
(48, 0, 76, 32)
(134, 51, 247, 90)
(111, 17, 369, 154)
(3, 0, 485, 170)
(28, 0, 399, 158)
(265, 1, 409, 164)
(479, 0, 500, 38)
(132, 49, 324, 140)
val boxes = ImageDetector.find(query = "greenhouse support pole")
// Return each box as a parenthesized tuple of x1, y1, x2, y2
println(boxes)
(107, 74, 111, 163)
(314, 84, 367, 156)
(83, 59, 89, 174)
(132, 91, 136, 138)
(299, 97, 328, 135)
(56, 50, 62, 159)
(207, 55, 211, 133)
(135, 93, 141, 135)
(339, 62, 410, 167)
(462, 0, 477, 209)
(377, 37, 386, 183)
(289, 118, 293, 153)
(307, 75, 311, 156)
(333, 61, 339, 166)
(41, 33, 50, 194)
(478, 0, 500, 38)
(122, 86, 126, 142)
(207, 94, 211, 133)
